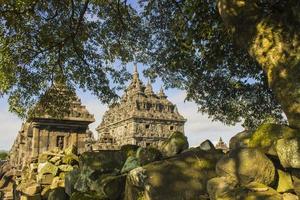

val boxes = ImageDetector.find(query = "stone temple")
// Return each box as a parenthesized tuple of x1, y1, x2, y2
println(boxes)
(95, 65, 186, 149)
(9, 82, 95, 170)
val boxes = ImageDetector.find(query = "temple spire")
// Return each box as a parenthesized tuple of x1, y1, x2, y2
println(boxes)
(132, 63, 139, 83)
(145, 78, 154, 96)
(158, 86, 167, 98)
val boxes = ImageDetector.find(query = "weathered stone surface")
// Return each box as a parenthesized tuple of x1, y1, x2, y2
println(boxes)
(282, 193, 299, 200)
(229, 129, 252, 149)
(41, 185, 51, 199)
(38, 162, 59, 176)
(207, 176, 238, 200)
(64, 145, 78, 155)
(62, 154, 79, 166)
(136, 147, 162, 166)
(121, 156, 140, 174)
(121, 145, 140, 158)
(59, 165, 74, 172)
(50, 177, 65, 190)
(8, 83, 95, 171)
(79, 151, 126, 173)
(276, 169, 294, 193)
(248, 123, 298, 154)
(216, 148, 275, 186)
(291, 170, 300, 196)
(20, 194, 42, 200)
(96, 66, 186, 150)
(276, 138, 300, 168)
(48, 187, 68, 200)
(125, 149, 219, 200)
(241, 182, 282, 200)
(65, 168, 80, 196)
(89, 174, 126, 200)
(70, 191, 99, 200)
(37, 174, 55, 185)
(160, 132, 189, 157)
(23, 182, 42, 196)
(199, 140, 215, 151)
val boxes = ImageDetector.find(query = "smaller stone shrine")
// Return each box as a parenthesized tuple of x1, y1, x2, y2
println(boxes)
(9, 81, 95, 170)
(95, 64, 186, 150)
(215, 137, 229, 153)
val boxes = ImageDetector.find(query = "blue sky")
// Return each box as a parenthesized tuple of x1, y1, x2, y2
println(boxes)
(0, 63, 243, 150)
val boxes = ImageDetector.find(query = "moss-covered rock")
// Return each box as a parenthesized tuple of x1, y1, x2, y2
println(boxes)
(160, 132, 189, 157)
(125, 149, 219, 200)
(89, 174, 126, 200)
(276, 169, 294, 193)
(276, 137, 300, 168)
(59, 165, 74, 172)
(229, 130, 253, 150)
(62, 154, 79, 166)
(208, 179, 282, 200)
(248, 123, 298, 155)
(216, 148, 275, 186)
(65, 168, 80, 196)
(38, 162, 59, 176)
(136, 147, 162, 166)
(121, 144, 140, 158)
(48, 187, 68, 200)
(70, 191, 101, 200)
(121, 156, 140, 174)
(79, 151, 126, 173)
(199, 140, 216, 151)
(207, 176, 238, 200)
(64, 145, 78, 155)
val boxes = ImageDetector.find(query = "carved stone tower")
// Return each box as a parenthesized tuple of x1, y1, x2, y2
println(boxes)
(96, 64, 186, 149)
(9, 82, 95, 170)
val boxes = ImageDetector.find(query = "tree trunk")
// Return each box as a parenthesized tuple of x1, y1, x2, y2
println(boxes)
(217, 0, 300, 129)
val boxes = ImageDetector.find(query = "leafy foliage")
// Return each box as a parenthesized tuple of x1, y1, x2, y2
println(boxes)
(0, 0, 146, 118)
(140, 0, 284, 128)
(0, 0, 285, 128)
(0, 151, 8, 160)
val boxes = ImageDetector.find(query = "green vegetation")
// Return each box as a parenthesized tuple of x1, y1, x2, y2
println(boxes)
(0, 150, 8, 160)
(0, 1, 299, 129)
(248, 123, 299, 150)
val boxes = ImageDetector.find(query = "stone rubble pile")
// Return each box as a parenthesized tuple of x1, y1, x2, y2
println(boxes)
(2, 127, 300, 199)
(207, 123, 300, 200)
(15, 145, 79, 200)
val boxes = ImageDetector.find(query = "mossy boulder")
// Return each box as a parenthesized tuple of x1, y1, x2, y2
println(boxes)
(208, 180, 282, 200)
(38, 162, 59, 176)
(62, 154, 79, 166)
(70, 191, 100, 200)
(65, 168, 80, 196)
(248, 123, 298, 155)
(121, 156, 140, 174)
(48, 187, 68, 200)
(79, 151, 126, 173)
(125, 149, 219, 200)
(276, 138, 300, 168)
(136, 147, 162, 166)
(160, 132, 189, 157)
(207, 176, 238, 200)
(229, 130, 253, 150)
(64, 145, 78, 155)
(59, 165, 74, 172)
(276, 169, 294, 193)
(121, 144, 140, 158)
(216, 148, 275, 186)
(199, 140, 216, 151)
(89, 174, 126, 200)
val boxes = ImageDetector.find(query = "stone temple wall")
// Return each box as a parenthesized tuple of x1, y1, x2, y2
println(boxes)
(95, 64, 186, 150)
(8, 82, 95, 171)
